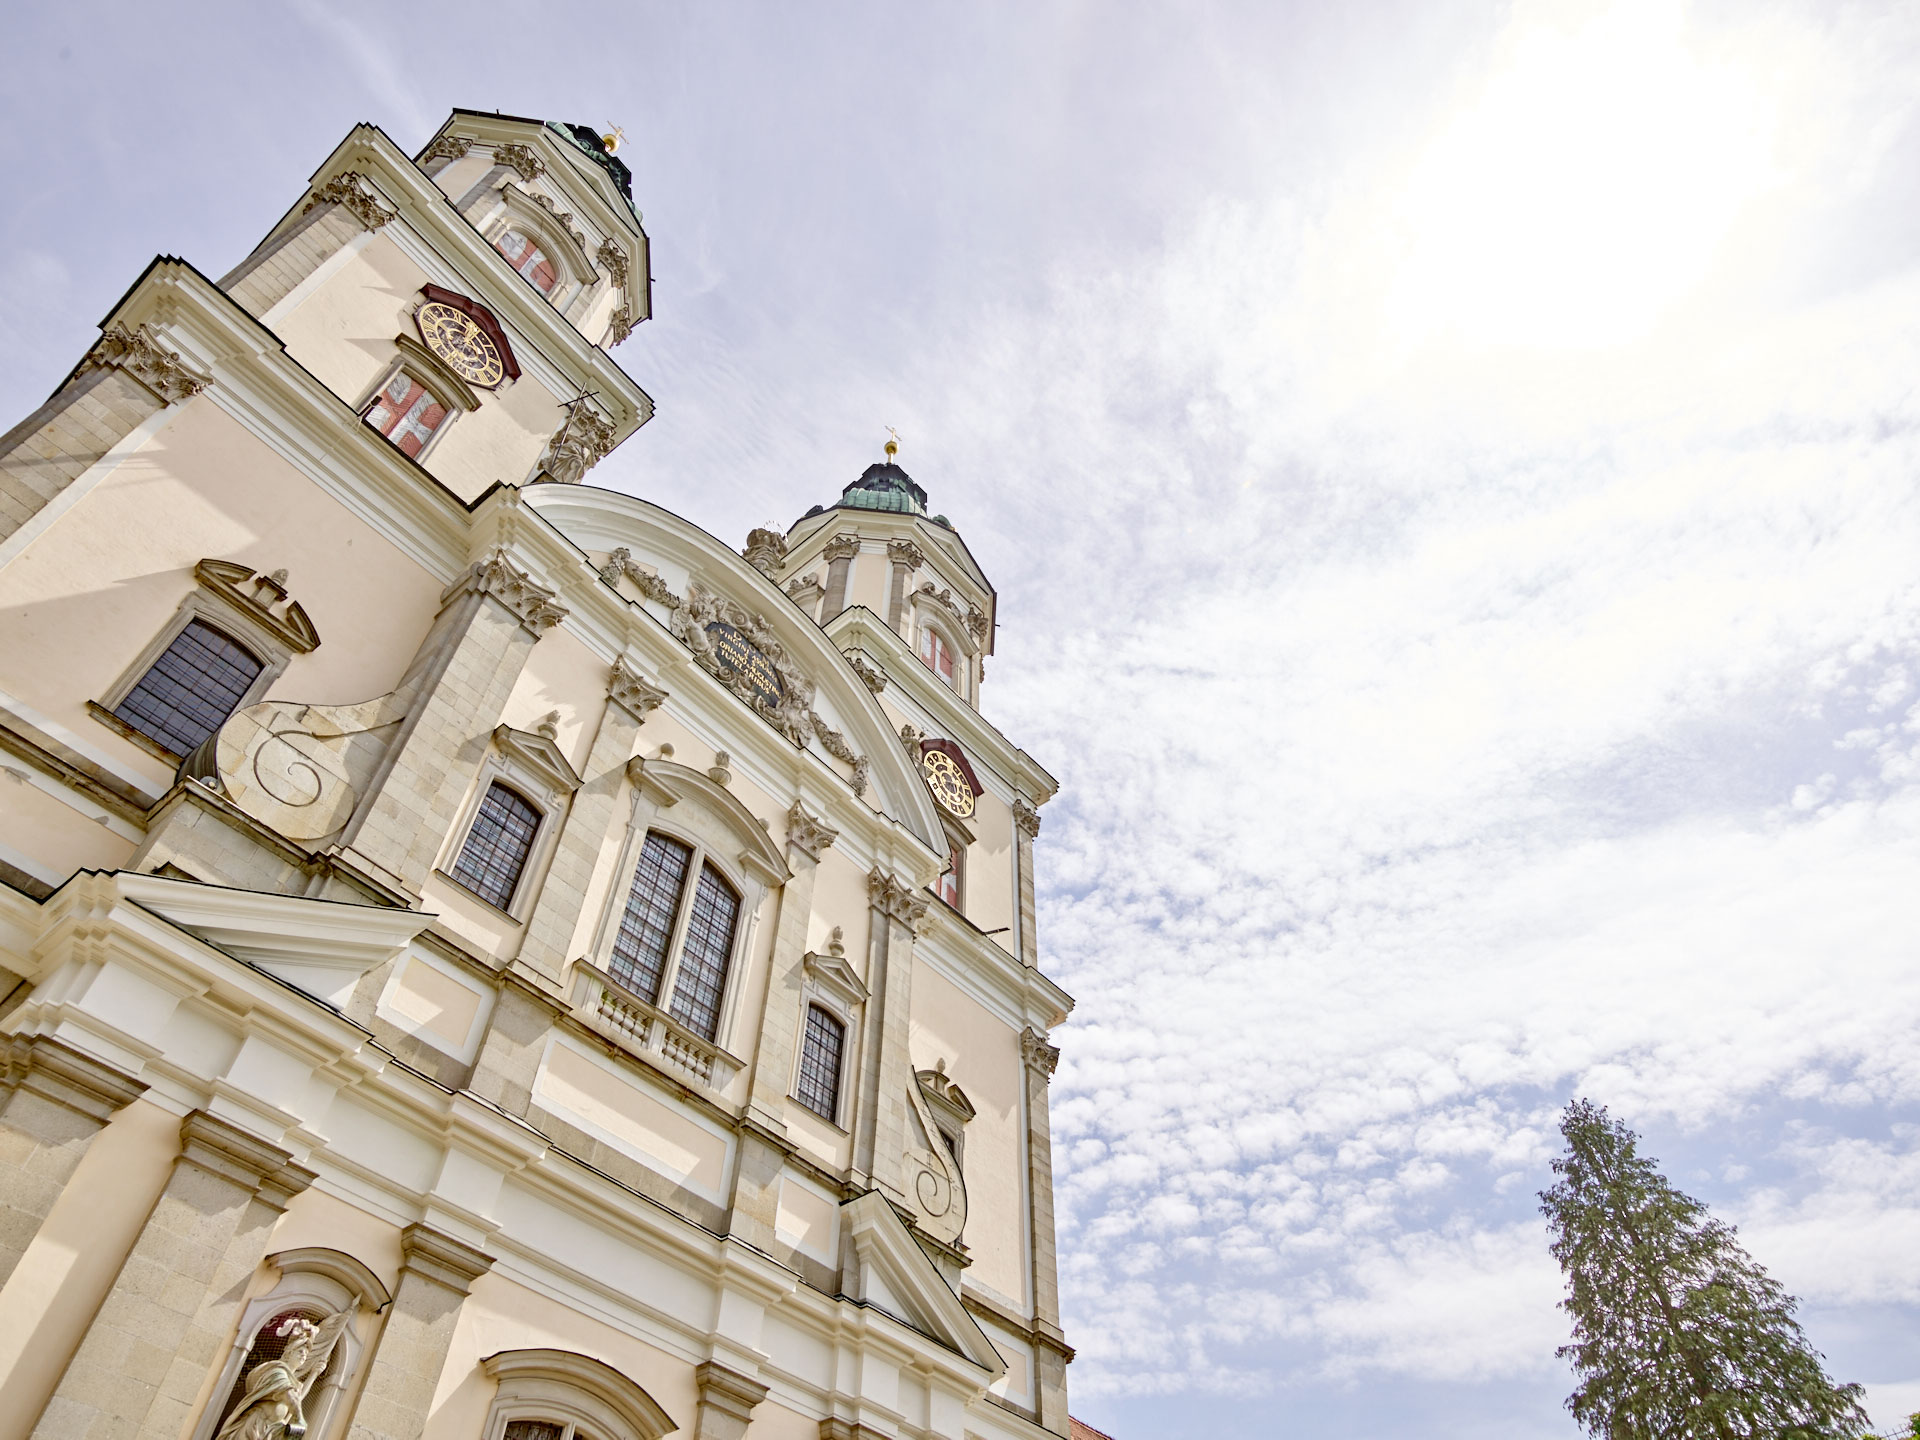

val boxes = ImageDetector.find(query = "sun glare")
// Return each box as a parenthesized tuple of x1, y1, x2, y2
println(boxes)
(1388, 1, 1780, 351)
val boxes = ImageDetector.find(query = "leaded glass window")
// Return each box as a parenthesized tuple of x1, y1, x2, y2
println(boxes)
(608, 833, 692, 1003)
(667, 863, 740, 1041)
(496, 229, 558, 294)
(364, 371, 449, 458)
(112, 618, 263, 756)
(451, 783, 541, 910)
(795, 1005, 845, 1122)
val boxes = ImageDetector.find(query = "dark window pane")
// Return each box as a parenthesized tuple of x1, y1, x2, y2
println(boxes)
(609, 832, 691, 1004)
(504, 1425, 566, 1440)
(113, 619, 263, 756)
(450, 783, 540, 910)
(668, 862, 739, 1040)
(795, 1005, 845, 1122)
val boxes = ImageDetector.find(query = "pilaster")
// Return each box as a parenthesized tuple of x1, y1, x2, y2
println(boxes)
(819, 535, 860, 619)
(1013, 799, 1041, 969)
(1020, 1026, 1069, 1434)
(691, 1360, 768, 1440)
(31, 1112, 314, 1440)
(885, 540, 925, 633)
(516, 657, 667, 981)
(852, 869, 926, 1201)
(0, 1037, 147, 1288)
(345, 1223, 495, 1440)
(338, 550, 566, 895)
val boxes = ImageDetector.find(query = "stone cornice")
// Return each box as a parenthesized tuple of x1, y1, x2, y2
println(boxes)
(400, 1219, 496, 1293)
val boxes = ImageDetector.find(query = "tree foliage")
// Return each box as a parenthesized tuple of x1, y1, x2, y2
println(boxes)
(1540, 1099, 1871, 1440)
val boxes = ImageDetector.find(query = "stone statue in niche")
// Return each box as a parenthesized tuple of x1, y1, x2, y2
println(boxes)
(214, 1311, 350, 1440)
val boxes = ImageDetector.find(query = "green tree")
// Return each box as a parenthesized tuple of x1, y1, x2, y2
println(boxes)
(1540, 1099, 1871, 1440)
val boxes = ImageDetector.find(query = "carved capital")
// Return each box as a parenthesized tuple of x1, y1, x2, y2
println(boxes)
(607, 656, 668, 722)
(868, 868, 929, 931)
(492, 142, 545, 182)
(448, 550, 567, 635)
(967, 603, 990, 643)
(399, 1221, 495, 1294)
(847, 653, 886, 694)
(597, 237, 630, 288)
(822, 534, 861, 564)
(743, 527, 787, 575)
(1021, 1026, 1060, 1079)
(178, 1111, 312, 1203)
(1014, 797, 1042, 839)
(695, 1360, 769, 1426)
(421, 133, 473, 165)
(302, 171, 394, 232)
(887, 539, 926, 570)
(607, 304, 636, 346)
(534, 404, 617, 485)
(81, 323, 211, 405)
(785, 801, 839, 861)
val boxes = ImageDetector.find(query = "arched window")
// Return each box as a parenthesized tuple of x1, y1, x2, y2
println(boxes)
(480, 1349, 676, 1440)
(496, 229, 558, 294)
(607, 830, 741, 1042)
(363, 370, 450, 458)
(451, 782, 542, 910)
(113, 618, 264, 757)
(795, 1004, 846, 1122)
(918, 625, 956, 688)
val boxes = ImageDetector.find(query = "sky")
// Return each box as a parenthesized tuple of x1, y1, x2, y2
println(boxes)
(6, 2, 1920, 1436)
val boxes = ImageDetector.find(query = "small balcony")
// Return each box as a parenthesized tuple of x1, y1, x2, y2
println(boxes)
(569, 960, 743, 1093)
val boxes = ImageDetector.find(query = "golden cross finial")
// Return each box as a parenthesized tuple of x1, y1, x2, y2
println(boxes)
(602, 124, 627, 154)
(884, 425, 902, 460)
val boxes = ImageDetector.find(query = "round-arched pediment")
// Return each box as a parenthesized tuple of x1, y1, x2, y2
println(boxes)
(522, 484, 947, 852)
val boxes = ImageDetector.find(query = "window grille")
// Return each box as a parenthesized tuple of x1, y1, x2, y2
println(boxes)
(504, 1424, 569, 1440)
(668, 864, 739, 1041)
(496, 229, 559, 293)
(113, 618, 263, 756)
(609, 833, 692, 1002)
(451, 783, 541, 910)
(795, 1005, 845, 1122)
(213, 1306, 324, 1431)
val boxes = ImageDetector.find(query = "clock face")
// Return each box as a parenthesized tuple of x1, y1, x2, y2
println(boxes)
(417, 300, 506, 387)
(922, 749, 975, 818)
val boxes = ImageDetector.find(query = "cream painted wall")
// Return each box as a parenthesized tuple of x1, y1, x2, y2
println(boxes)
(426, 1272, 698, 1440)
(503, 628, 610, 774)
(0, 1098, 180, 1440)
(272, 232, 564, 504)
(965, 791, 1017, 948)
(0, 398, 442, 794)
(0, 782, 134, 885)
(909, 964, 1027, 1309)
(847, 553, 889, 619)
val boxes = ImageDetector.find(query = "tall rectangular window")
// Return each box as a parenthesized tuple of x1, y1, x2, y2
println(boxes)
(113, 618, 263, 757)
(668, 863, 740, 1041)
(795, 1005, 845, 1122)
(451, 782, 541, 910)
(918, 626, 956, 688)
(609, 832, 692, 1003)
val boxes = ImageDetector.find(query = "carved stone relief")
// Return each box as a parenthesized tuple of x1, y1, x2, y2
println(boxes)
(209, 692, 407, 842)
(533, 403, 617, 484)
(887, 539, 926, 570)
(784, 800, 839, 862)
(672, 582, 870, 794)
(596, 237, 629, 288)
(449, 550, 568, 635)
(1021, 1025, 1061, 1078)
(81, 324, 211, 405)
(742, 528, 787, 576)
(903, 1064, 968, 1248)
(607, 656, 668, 722)
(598, 548, 680, 607)
(301, 172, 395, 233)
(867, 868, 929, 933)
(606, 306, 635, 346)
(821, 534, 861, 564)
(846, 654, 887, 694)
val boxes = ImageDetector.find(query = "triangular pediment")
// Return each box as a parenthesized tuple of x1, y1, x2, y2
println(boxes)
(493, 724, 581, 794)
(839, 1191, 1003, 1375)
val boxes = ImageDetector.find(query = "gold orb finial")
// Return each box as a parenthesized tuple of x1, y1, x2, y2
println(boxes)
(602, 124, 626, 154)
(884, 425, 901, 460)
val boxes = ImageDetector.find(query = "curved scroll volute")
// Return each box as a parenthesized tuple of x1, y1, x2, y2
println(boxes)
(902, 1071, 967, 1248)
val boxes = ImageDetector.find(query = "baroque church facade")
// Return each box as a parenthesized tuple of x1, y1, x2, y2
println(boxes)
(0, 110, 1074, 1440)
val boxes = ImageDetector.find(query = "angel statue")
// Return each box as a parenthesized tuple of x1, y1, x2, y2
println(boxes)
(213, 1311, 350, 1440)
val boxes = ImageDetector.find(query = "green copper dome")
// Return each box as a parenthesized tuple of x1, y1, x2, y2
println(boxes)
(840, 461, 927, 515)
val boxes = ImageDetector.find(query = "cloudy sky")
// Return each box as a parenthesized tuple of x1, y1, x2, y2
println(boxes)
(9, 2, 1920, 1435)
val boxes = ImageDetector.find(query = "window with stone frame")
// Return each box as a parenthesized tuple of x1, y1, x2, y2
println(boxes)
(917, 624, 957, 688)
(794, 1004, 846, 1122)
(936, 835, 964, 909)
(112, 617, 264, 757)
(495, 228, 559, 294)
(450, 782, 543, 910)
(606, 830, 743, 1042)
(363, 369, 450, 457)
